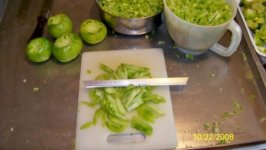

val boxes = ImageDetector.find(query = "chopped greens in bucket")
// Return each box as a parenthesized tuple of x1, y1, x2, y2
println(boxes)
(80, 63, 165, 135)
(99, 0, 163, 18)
(166, 0, 232, 26)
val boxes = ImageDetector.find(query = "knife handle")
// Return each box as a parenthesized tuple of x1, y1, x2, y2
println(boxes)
(28, 16, 48, 42)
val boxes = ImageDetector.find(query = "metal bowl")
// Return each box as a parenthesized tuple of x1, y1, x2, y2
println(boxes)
(96, 0, 162, 35)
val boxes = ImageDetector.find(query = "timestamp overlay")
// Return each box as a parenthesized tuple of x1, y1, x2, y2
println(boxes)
(193, 133, 234, 141)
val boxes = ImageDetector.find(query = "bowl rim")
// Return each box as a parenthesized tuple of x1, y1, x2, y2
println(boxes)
(95, 0, 163, 20)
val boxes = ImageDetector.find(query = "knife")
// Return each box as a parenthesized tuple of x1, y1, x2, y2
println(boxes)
(83, 77, 189, 88)
(28, 0, 53, 41)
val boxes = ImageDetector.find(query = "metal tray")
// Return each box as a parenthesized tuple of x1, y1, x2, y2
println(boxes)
(1, 0, 266, 149)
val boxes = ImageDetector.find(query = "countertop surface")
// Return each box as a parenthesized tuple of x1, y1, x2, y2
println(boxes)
(0, 0, 266, 149)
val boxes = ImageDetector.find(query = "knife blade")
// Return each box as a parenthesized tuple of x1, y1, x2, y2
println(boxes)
(28, 0, 53, 41)
(83, 77, 189, 88)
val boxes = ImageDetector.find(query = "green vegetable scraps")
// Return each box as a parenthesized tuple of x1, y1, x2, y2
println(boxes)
(186, 54, 194, 60)
(222, 102, 243, 119)
(99, 0, 163, 18)
(203, 101, 243, 144)
(203, 122, 211, 130)
(241, 0, 266, 53)
(33, 87, 39, 92)
(204, 121, 220, 133)
(80, 121, 93, 129)
(166, 0, 232, 26)
(217, 139, 230, 145)
(80, 63, 165, 136)
(86, 69, 92, 74)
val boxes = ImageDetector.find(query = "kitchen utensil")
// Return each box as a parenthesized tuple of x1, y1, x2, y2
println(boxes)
(28, 0, 53, 41)
(83, 77, 189, 88)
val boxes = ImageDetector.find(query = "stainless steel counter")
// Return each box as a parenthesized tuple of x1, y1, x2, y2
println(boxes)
(0, 0, 266, 149)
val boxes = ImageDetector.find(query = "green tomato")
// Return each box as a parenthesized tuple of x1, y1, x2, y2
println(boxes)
(80, 19, 107, 44)
(52, 33, 83, 63)
(48, 13, 73, 38)
(26, 37, 52, 62)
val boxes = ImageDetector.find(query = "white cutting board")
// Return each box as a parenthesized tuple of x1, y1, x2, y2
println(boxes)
(75, 48, 177, 150)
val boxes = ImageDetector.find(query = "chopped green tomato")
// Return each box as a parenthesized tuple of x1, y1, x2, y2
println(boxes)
(99, 0, 163, 18)
(131, 116, 153, 136)
(203, 123, 212, 131)
(80, 19, 107, 44)
(186, 54, 194, 60)
(246, 17, 264, 31)
(251, 1, 265, 13)
(95, 73, 112, 80)
(121, 87, 145, 111)
(32, 87, 40, 92)
(100, 63, 114, 73)
(82, 63, 165, 135)
(212, 121, 220, 133)
(104, 88, 117, 94)
(246, 19, 259, 31)
(222, 112, 235, 119)
(101, 95, 126, 119)
(166, 0, 232, 26)
(114, 65, 128, 79)
(100, 110, 108, 126)
(106, 115, 129, 133)
(243, 8, 257, 20)
(48, 13, 73, 38)
(217, 139, 230, 145)
(81, 101, 96, 108)
(241, 0, 266, 51)
(88, 89, 104, 106)
(255, 32, 264, 46)
(26, 37, 52, 62)
(137, 103, 164, 123)
(220, 101, 242, 119)
(52, 33, 83, 63)
(203, 121, 220, 133)
(93, 108, 107, 126)
(80, 121, 93, 130)
(120, 64, 151, 79)
(255, 24, 266, 45)
(232, 102, 243, 115)
(143, 94, 166, 104)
